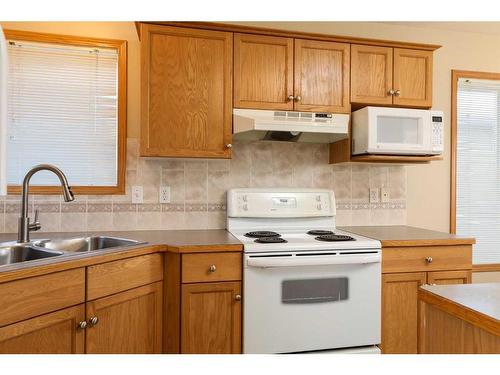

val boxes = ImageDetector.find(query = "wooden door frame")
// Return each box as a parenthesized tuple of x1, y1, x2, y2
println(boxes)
(450, 70, 500, 234)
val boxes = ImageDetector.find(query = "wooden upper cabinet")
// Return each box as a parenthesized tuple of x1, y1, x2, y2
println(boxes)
(85, 282, 163, 354)
(0, 305, 85, 354)
(351, 44, 393, 105)
(181, 281, 242, 354)
(393, 48, 433, 107)
(140, 24, 233, 158)
(381, 272, 426, 354)
(234, 33, 294, 110)
(294, 39, 350, 113)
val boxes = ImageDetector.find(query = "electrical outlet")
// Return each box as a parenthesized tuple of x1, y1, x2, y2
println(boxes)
(159, 185, 171, 203)
(381, 187, 390, 203)
(131, 186, 143, 204)
(369, 188, 380, 203)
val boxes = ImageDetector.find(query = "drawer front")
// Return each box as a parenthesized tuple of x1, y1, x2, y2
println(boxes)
(182, 252, 242, 283)
(382, 245, 472, 273)
(87, 254, 163, 300)
(0, 268, 85, 327)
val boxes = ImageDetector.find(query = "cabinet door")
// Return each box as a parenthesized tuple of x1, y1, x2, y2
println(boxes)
(181, 281, 241, 354)
(0, 305, 85, 354)
(85, 282, 163, 354)
(427, 270, 471, 285)
(234, 33, 294, 110)
(393, 48, 433, 107)
(140, 24, 233, 158)
(294, 39, 350, 113)
(382, 272, 426, 354)
(350, 44, 393, 105)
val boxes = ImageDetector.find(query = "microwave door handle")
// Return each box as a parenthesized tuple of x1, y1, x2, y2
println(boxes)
(246, 254, 381, 268)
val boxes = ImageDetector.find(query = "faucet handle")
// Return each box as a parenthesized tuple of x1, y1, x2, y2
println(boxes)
(29, 209, 41, 232)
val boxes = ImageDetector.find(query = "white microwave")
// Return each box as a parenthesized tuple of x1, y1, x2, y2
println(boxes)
(351, 107, 444, 156)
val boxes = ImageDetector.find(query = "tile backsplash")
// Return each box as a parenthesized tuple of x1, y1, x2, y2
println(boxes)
(0, 138, 406, 233)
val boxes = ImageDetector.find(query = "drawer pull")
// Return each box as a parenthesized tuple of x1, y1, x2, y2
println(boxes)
(89, 316, 99, 326)
(425, 256, 433, 264)
(235, 294, 242, 301)
(209, 264, 217, 273)
(78, 321, 87, 330)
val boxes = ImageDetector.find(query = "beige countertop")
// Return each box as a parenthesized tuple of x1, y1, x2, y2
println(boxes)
(0, 229, 242, 282)
(340, 225, 476, 247)
(419, 283, 500, 336)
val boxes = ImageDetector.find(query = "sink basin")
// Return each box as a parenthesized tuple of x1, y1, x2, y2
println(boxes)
(33, 236, 143, 253)
(0, 244, 63, 266)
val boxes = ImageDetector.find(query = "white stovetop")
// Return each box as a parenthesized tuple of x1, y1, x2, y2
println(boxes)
(230, 228, 381, 253)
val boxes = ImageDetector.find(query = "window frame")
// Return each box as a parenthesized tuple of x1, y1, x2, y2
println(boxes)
(4, 29, 127, 195)
(450, 69, 500, 270)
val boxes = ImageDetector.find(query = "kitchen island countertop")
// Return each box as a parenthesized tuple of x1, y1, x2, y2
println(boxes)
(419, 283, 500, 352)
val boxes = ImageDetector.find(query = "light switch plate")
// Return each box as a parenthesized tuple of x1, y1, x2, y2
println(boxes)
(369, 188, 380, 203)
(131, 186, 143, 204)
(381, 187, 390, 203)
(159, 185, 170, 203)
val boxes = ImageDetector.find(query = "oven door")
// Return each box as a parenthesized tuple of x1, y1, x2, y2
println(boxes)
(367, 107, 432, 155)
(243, 250, 381, 354)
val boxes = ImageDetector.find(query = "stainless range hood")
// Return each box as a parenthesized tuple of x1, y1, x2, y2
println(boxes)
(233, 109, 349, 143)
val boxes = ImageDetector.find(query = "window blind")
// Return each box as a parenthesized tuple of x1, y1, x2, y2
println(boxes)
(457, 77, 500, 264)
(7, 39, 118, 186)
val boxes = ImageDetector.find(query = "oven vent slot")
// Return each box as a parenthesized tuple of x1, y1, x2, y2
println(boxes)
(249, 254, 292, 258)
(338, 251, 379, 255)
(295, 252, 338, 257)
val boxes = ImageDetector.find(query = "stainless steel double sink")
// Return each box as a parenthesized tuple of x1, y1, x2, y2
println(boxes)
(0, 236, 145, 267)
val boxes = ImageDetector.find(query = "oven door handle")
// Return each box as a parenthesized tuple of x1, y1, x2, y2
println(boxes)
(246, 254, 381, 268)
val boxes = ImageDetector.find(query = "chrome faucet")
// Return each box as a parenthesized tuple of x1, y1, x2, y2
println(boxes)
(18, 164, 74, 243)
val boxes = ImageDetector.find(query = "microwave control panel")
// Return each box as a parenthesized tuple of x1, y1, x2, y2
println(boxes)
(431, 111, 444, 153)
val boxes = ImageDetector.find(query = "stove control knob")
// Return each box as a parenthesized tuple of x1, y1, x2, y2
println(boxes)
(242, 195, 248, 202)
(316, 204, 322, 210)
(243, 204, 248, 211)
(316, 195, 321, 202)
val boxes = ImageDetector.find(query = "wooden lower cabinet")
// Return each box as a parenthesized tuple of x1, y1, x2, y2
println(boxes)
(427, 270, 471, 285)
(181, 281, 242, 354)
(86, 282, 163, 354)
(381, 272, 426, 354)
(0, 304, 85, 354)
(382, 269, 472, 354)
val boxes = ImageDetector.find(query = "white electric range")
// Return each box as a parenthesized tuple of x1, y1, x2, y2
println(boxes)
(227, 188, 382, 354)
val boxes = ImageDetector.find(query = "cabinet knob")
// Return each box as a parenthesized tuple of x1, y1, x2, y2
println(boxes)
(225, 143, 232, 149)
(394, 90, 401, 97)
(89, 316, 99, 326)
(209, 264, 217, 273)
(425, 256, 433, 264)
(78, 321, 87, 330)
(388, 89, 395, 96)
(287, 95, 295, 101)
(235, 294, 242, 301)
(294, 95, 302, 102)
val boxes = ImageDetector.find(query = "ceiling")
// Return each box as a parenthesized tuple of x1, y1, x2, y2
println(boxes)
(384, 22, 500, 36)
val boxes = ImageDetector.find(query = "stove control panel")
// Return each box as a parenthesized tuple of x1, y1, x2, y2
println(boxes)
(227, 189, 336, 218)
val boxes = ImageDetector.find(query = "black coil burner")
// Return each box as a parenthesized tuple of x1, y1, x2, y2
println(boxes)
(307, 230, 334, 236)
(244, 231, 281, 238)
(315, 234, 355, 242)
(254, 237, 288, 244)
